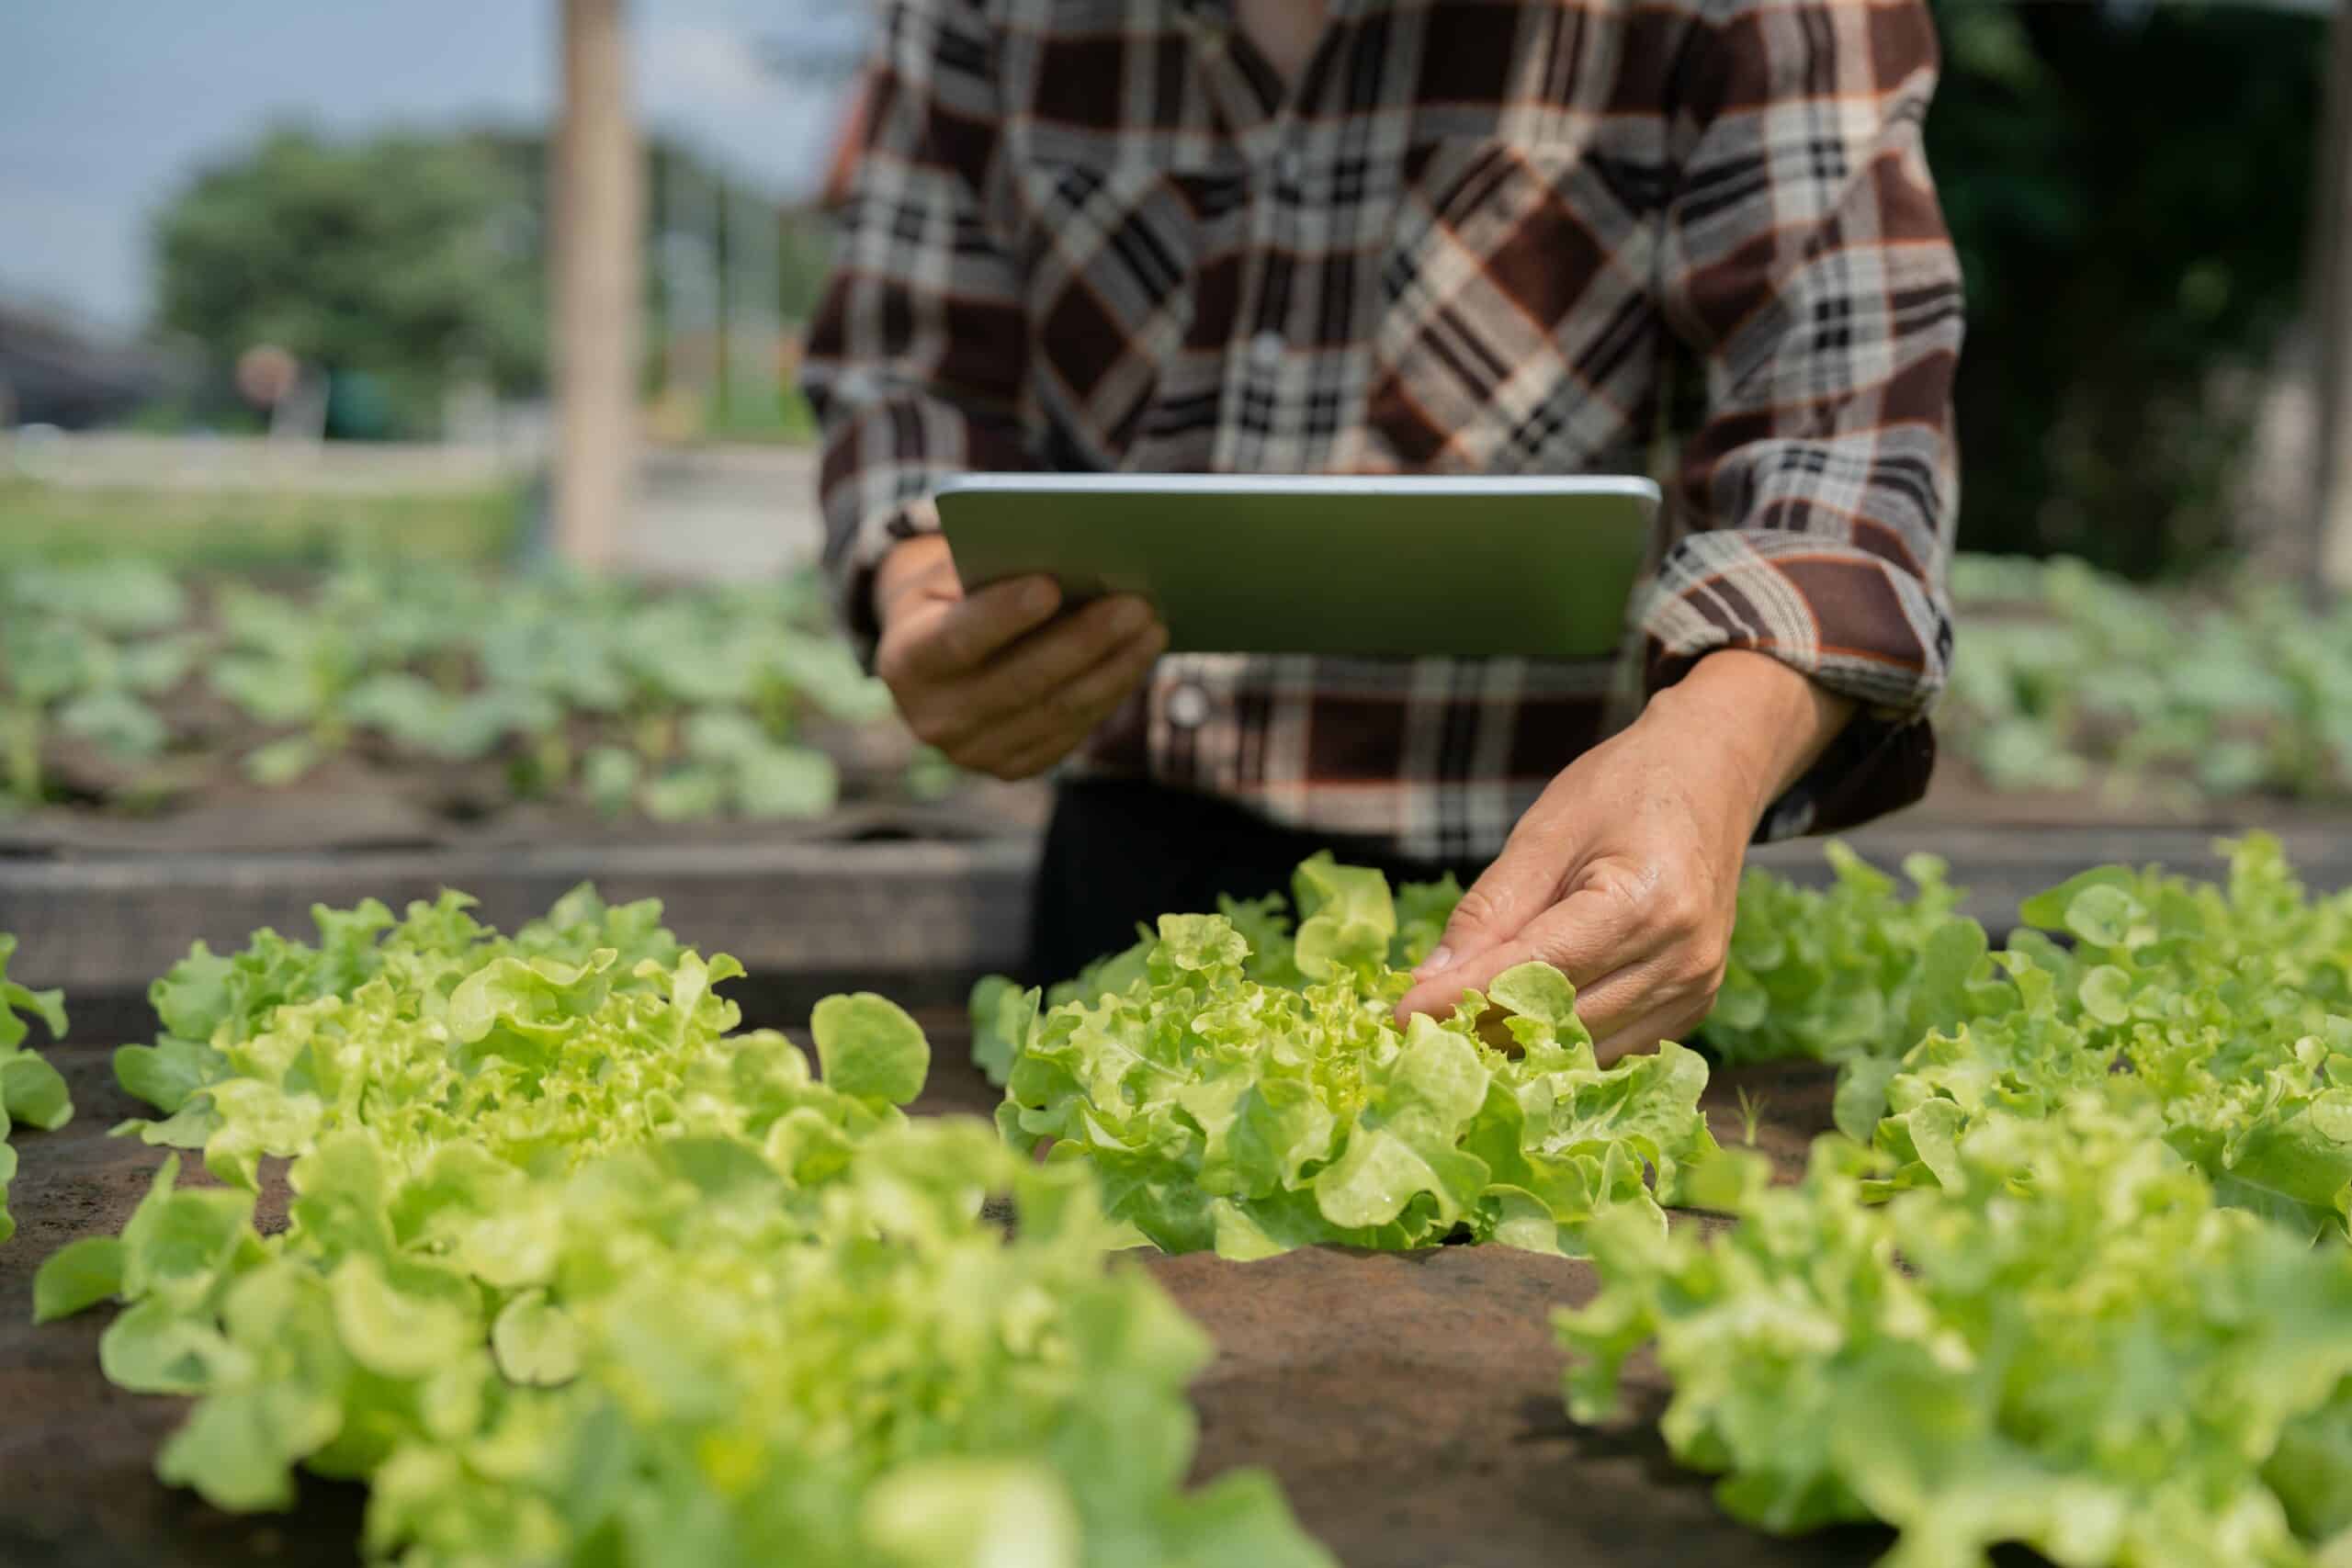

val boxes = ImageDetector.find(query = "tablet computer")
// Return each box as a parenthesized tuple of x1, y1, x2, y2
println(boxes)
(933, 472, 1660, 660)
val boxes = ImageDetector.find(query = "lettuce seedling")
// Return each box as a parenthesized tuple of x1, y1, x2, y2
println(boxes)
(0, 931, 71, 1243)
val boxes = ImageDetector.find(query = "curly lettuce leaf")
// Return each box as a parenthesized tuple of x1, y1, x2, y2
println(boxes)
(42, 897, 1329, 1568)
(1851, 836, 2352, 1242)
(0, 931, 71, 1242)
(1561, 1100, 2352, 1568)
(115, 883, 680, 1118)
(992, 858, 1719, 1258)
(1703, 842, 2012, 1069)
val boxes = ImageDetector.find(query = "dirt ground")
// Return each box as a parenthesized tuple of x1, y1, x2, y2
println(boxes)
(0, 1032, 1941, 1568)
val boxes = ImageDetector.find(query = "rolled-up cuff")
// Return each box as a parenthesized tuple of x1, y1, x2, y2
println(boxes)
(1750, 709, 1935, 840)
(1639, 529, 1951, 839)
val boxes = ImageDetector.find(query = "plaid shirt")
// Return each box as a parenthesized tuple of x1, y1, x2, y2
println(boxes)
(804, 0, 1962, 862)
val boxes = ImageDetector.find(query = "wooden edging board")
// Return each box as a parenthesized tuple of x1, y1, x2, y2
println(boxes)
(0, 835, 1040, 1041)
(8, 815, 2352, 1042)
(1749, 819, 2352, 933)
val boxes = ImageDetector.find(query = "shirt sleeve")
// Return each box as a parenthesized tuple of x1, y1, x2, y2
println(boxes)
(800, 0, 1033, 660)
(1645, 0, 1964, 837)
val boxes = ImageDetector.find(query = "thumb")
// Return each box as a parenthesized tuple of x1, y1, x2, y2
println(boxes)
(1396, 883, 1625, 1024)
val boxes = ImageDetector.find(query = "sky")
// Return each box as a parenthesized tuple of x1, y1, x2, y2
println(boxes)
(0, 1, 865, 333)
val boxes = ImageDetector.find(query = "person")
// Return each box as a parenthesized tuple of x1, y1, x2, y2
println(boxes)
(803, 0, 1962, 1063)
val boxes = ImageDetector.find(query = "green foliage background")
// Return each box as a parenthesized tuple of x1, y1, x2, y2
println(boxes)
(1928, 0, 2329, 576)
(149, 125, 834, 445)
(154, 129, 546, 438)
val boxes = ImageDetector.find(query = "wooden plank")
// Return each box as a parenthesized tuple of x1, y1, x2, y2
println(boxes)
(551, 0, 643, 568)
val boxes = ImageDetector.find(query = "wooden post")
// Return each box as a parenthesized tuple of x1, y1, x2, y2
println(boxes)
(2317, 0, 2352, 591)
(552, 0, 642, 570)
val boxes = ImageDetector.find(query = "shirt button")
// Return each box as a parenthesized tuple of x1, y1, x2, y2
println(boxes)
(1167, 682, 1211, 729)
(1249, 330, 1285, 370)
(1274, 150, 1301, 185)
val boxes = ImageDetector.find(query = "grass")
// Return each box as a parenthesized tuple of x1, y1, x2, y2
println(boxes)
(0, 479, 531, 570)
(1735, 1087, 1770, 1148)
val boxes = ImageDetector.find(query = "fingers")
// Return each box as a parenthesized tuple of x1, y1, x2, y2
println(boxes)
(1566, 944, 1721, 1060)
(1415, 800, 1590, 982)
(962, 594, 1157, 721)
(878, 577, 1167, 777)
(882, 574, 1062, 684)
(1400, 916, 1716, 1064)
(1561, 953, 1682, 1043)
(1028, 617, 1166, 737)
(957, 619, 1167, 778)
(1588, 997, 1711, 1066)
(1396, 860, 1727, 1051)
(1396, 883, 1651, 1023)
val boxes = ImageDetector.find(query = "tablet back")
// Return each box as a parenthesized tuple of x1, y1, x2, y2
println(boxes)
(934, 474, 1657, 660)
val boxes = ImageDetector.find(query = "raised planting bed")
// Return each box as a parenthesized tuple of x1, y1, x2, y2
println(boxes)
(1749, 811, 2352, 931)
(0, 818, 1040, 1043)
(0, 559, 952, 834)
(1939, 553, 2352, 808)
(0, 1037, 1894, 1568)
(13, 795, 2352, 1045)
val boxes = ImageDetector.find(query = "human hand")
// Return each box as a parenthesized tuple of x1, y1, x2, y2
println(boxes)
(1394, 651, 1855, 1062)
(872, 535, 1168, 780)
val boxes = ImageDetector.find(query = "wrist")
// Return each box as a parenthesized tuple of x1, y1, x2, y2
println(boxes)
(1638, 650, 1855, 814)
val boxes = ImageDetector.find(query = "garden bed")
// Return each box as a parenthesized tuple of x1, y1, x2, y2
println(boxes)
(0, 816, 1041, 1043)
(0, 1039, 1894, 1568)
(12, 790, 2352, 1045)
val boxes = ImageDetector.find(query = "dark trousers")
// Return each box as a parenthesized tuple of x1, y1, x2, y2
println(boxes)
(1023, 775, 1488, 984)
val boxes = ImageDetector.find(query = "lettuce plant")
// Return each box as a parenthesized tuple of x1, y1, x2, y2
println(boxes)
(0, 931, 71, 1242)
(970, 854, 1460, 1086)
(1560, 1100, 2352, 1568)
(1854, 836, 2352, 1242)
(1708, 844, 2011, 1069)
(2, 559, 906, 820)
(40, 894, 1329, 1568)
(1944, 553, 2352, 804)
(114, 882, 680, 1127)
(989, 855, 1719, 1258)
(0, 607, 192, 807)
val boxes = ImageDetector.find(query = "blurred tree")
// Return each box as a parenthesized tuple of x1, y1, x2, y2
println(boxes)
(153, 127, 544, 438)
(1928, 0, 2327, 578)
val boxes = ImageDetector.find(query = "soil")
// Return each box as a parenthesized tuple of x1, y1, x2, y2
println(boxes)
(15, 740, 2340, 859)
(0, 742, 1051, 860)
(0, 1034, 1992, 1568)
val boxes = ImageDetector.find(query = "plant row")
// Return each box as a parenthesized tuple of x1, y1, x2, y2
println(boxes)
(17, 828, 2352, 1566)
(15, 547, 2350, 826)
(0, 560, 939, 825)
(22, 894, 1332, 1566)
(978, 835, 2352, 1566)
(1945, 553, 2352, 806)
